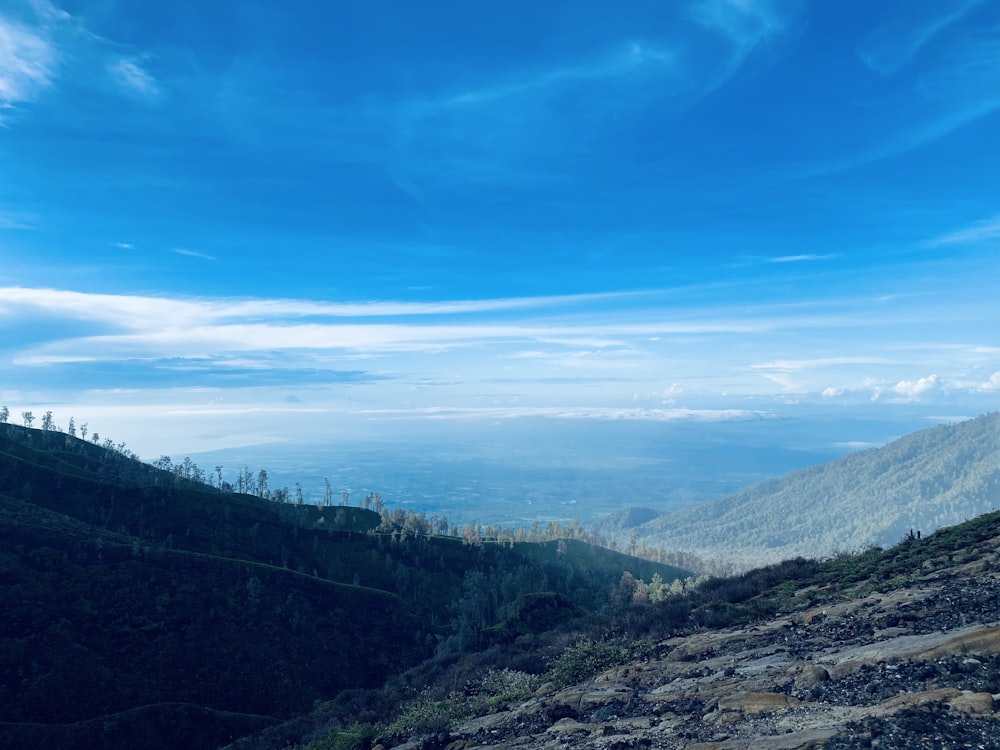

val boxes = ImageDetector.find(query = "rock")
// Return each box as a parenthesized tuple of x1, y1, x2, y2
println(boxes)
(546, 718, 590, 736)
(948, 690, 995, 715)
(923, 625, 1000, 659)
(544, 702, 579, 722)
(793, 664, 830, 689)
(425, 559, 1000, 750)
(715, 692, 800, 723)
(553, 685, 631, 711)
(877, 687, 962, 713)
(717, 691, 799, 715)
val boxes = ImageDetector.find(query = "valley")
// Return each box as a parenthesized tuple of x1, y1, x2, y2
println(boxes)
(2, 412, 1000, 749)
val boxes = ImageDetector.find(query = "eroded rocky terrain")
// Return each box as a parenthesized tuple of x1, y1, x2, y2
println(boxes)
(393, 554, 1000, 750)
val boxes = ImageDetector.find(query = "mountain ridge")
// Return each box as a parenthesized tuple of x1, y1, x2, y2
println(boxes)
(625, 411, 1000, 570)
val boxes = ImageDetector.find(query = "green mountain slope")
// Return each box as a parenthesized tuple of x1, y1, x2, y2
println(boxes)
(633, 411, 1000, 569)
(0, 423, 688, 750)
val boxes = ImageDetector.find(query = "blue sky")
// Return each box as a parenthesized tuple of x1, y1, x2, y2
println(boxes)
(1, 0, 999, 458)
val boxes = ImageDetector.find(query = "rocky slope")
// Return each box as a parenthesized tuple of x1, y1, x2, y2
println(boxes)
(396, 542, 1000, 749)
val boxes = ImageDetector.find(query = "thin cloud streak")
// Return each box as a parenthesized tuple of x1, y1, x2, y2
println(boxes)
(172, 248, 216, 261)
(0, 286, 656, 325)
(445, 42, 676, 108)
(929, 214, 1000, 246)
(858, 0, 986, 75)
(767, 254, 834, 264)
(354, 405, 773, 422)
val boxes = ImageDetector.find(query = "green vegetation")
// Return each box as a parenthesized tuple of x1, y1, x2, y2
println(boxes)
(8, 410, 998, 750)
(237, 478, 1000, 750)
(0, 421, 688, 750)
(547, 636, 652, 688)
(301, 723, 379, 750)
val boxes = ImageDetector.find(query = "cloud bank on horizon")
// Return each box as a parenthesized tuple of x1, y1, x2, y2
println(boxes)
(1, 0, 998, 455)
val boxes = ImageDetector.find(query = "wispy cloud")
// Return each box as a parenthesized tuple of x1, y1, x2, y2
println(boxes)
(800, 95, 1000, 177)
(0, 286, 872, 386)
(858, 0, 986, 75)
(802, 15, 1000, 176)
(3, 282, 997, 421)
(0, 286, 659, 325)
(353, 405, 771, 422)
(0, 11, 57, 117)
(444, 42, 676, 108)
(380, 40, 685, 170)
(687, 0, 800, 89)
(0, 210, 35, 229)
(172, 248, 216, 261)
(108, 57, 161, 99)
(766, 254, 834, 264)
(0, 2, 170, 125)
(929, 214, 1000, 246)
(753, 357, 893, 372)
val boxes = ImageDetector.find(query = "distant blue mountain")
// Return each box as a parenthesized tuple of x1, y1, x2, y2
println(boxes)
(631, 412, 1000, 570)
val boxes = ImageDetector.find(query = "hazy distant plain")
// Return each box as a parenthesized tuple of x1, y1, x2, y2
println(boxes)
(187, 412, 942, 529)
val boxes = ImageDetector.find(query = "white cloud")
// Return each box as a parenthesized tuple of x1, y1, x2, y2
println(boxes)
(172, 248, 216, 261)
(822, 386, 845, 399)
(758, 371, 802, 392)
(108, 57, 161, 99)
(0, 13, 57, 114)
(354, 405, 771, 422)
(662, 383, 683, 404)
(979, 371, 1000, 392)
(753, 356, 891, 372)
(930, 214, 1000, 246)
(0, 286, 664, 328)
(766, 254, 834, 264)
(873, 374, 940, 402)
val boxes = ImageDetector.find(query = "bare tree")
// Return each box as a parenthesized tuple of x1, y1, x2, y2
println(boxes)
(21, 411, 34, 428)
(237, 466, 256, 495)
(0, 406, 8, 423)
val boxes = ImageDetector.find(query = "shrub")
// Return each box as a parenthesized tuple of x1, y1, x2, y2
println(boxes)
(384, 693, 471, 739)
(303, 723, 379, 750)
(471, 668, 538, 711)
(547, 637, 651, 688)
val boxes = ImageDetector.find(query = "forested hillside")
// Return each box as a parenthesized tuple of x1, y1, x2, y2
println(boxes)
(0, 422, 687, 750)
(630, 411, 1000, 570)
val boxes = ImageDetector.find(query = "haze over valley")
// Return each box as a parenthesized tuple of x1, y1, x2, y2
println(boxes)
(184, 410, 956, 530)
